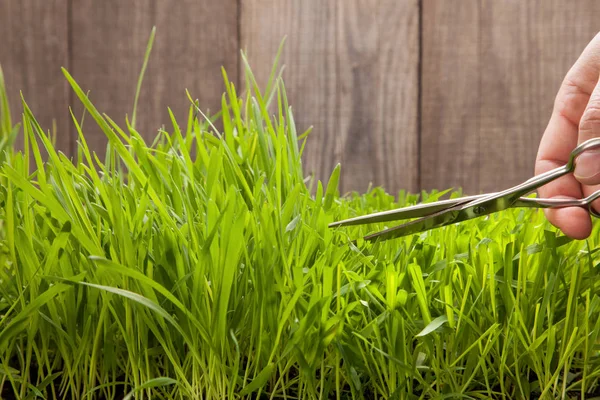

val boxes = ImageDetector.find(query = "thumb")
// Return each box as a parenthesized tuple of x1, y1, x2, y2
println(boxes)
(574, 77, 600, 185)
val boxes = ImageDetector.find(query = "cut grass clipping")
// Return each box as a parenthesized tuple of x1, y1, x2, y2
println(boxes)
(1, 34, 600, 400)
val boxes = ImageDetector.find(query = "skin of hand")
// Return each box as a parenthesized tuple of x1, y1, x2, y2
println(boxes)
(535, 32, 600, 239)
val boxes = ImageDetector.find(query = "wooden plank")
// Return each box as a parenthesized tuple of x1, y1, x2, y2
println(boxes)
(70, 0, 239, 158)
(377, 0, 420, 194)
(241, 0, 419, 194)
(0, 0, 71, 153)
(478, 0, 600, 193)
(337, 0, 419, 194)
(421, 0, 600, 194)
(478, 1, 535, 193)
(420, 0, 481, 193)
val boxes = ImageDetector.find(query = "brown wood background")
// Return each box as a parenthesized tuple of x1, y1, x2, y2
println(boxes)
(0, 0, 598, 195)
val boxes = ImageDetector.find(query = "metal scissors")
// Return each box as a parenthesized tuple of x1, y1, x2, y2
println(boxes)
(329, 138, 600, 242)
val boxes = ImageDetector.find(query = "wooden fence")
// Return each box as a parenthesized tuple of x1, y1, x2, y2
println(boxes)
(1, 1, 599, 195)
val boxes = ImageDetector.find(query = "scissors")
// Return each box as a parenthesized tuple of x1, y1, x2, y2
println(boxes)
(329, 138, 600, 242)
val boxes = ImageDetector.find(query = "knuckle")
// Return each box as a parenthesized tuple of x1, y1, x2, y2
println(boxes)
(582, 104, 600, 121)
(554, 78, 588, 126)
(580, 104, 600, 133)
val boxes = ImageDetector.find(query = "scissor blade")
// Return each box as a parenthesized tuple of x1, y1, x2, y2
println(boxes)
(356, 158, 576, 242)
(363, 206, 463, 241)
(328, 194, 487, 228)
(363, 191, 509, 242)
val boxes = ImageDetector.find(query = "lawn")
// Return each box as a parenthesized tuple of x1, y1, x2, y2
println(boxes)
(1, 32, 600, 399)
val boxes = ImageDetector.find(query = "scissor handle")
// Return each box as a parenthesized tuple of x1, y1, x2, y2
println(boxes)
(521, 189, 600, 218)
(563, 138, 600, 218)
(568, 138, 600, 170)
(583, 201, 600, 218)
(494, 138, 600, 205)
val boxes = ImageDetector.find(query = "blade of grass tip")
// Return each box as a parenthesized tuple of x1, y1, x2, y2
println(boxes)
(265, 36, 286, 97)
(240, 41, 286, 108)
(62, 68, 137, 160)
(131, 26, 156, 130)
(185, 89, 222, 138)
(167, 107, 194, 180)
(254, 99, 275, 173)
(51, 117, 57, 145)
(122, 377, 177, 400)
(0, 65, 12, 135)
(69, 108, 104, 191)
(23, 113, 46, 187)
(240, 63, 279, 145)
(415, 315, 448, 337)
(265, 65, 285, 109)
(5, 179, 16, 270)
(221, 68, 246, 139)
(220, 92, 234, 140)
(408, 262, 432, 325)
(282, 84, 303, 173)
(239, 51, 262, 98)
(23, 99, 88, 208)
(297, 126, 312, 159)
(239, 363, 275, 396)
(75, 90, 91, 133)
(324, 163, 341, 211)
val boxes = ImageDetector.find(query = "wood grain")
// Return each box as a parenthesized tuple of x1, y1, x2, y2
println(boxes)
(0, 0, 71, 153)
(241, 0, 419, 194)
(420, 0, 481, 193)
(376, 0, 420, 194)
(70, 0, 239, 157)
(479, 0, 600, 193)
(4, 0, 599, 196)
(337, 0, 419, 194)
(421, 0, 600, 194)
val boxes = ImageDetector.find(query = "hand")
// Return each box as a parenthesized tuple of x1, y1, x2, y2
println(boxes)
(536, 33, 600, 239)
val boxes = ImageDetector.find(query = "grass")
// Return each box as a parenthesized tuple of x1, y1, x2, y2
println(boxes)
(1, 32, 600, 399)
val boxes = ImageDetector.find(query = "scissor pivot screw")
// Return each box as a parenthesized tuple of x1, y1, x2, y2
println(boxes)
(473, 206, 486, 214)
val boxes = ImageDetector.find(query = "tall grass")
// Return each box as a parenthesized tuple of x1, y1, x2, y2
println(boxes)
(1, 35, 600, 399)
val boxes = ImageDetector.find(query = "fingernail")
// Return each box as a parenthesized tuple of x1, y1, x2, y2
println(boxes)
(574, 151, 600, 180)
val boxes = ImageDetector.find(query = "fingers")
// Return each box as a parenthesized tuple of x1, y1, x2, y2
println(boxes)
(544, 197, 592, 240)
(537, 32, 600, 171)
(536, 99, 591, 239)
(535, 32, 600, 238)
(536, 157, 591, 240)
(576, 78, 600, 217)
(574, 77, 600, 185)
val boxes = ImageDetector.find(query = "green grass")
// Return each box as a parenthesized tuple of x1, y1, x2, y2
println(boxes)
(1, 33, 600, 399)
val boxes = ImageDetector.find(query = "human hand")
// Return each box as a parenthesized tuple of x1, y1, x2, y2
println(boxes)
(535, 33, 600, 239)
